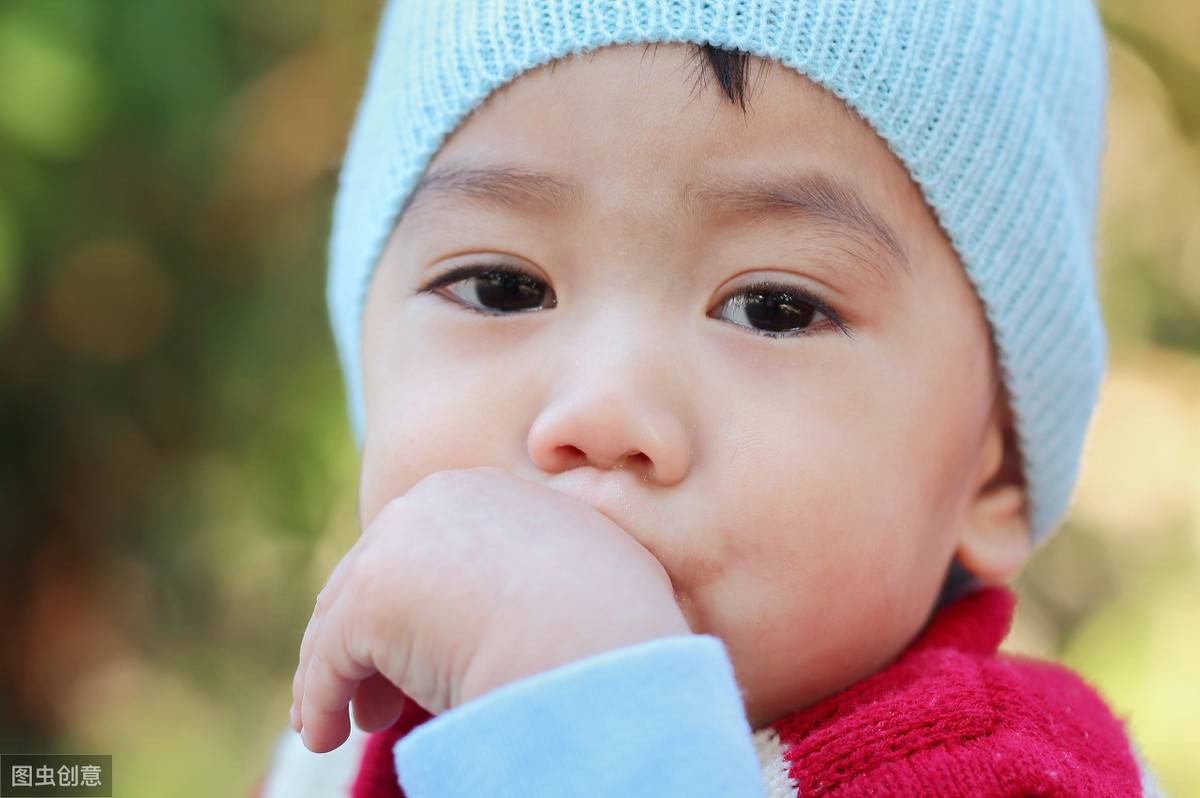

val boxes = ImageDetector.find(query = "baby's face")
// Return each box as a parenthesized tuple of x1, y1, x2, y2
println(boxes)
(359, 43, 1014, 729)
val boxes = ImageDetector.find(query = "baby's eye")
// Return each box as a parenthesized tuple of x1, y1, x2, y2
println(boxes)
(710, 281, 847, 338)
(428, 265, 556, 314)
(421, 266, 850, 339)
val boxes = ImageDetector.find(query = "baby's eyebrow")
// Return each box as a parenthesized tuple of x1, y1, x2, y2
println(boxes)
(404, 163, 583, 220)
(403, 161, 909, 282)
(685, 169, 910, 281)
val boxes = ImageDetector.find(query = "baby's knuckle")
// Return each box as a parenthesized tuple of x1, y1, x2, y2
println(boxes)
(354, 603, 391, 658)
(313, 586, 333, 617)
(339, 610, 371, 674)
(344, 554, 376, 599)
(349, 556, 398, 620)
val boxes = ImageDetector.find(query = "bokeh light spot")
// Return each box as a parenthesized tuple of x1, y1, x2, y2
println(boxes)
(46, 238, 173, 361)
(0, 9, 107, 159)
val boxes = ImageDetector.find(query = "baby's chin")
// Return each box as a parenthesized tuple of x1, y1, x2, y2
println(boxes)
(741, 651, 894, 732)
(735, 593, 941, 732)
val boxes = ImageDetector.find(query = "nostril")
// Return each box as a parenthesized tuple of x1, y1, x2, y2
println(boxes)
(615, 451, 652, 473)
(554, 444, 587, 466)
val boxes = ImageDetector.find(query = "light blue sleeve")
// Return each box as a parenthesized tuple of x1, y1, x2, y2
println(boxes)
(392, 634, 767, 798)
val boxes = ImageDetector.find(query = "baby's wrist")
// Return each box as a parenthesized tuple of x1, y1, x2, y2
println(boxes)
(454, 605, 691, 708)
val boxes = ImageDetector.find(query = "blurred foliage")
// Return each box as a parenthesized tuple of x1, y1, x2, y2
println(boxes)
(0, 0, 1197, 796)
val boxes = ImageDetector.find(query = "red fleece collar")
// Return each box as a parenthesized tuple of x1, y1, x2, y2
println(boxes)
(349, 587, 1140, 797)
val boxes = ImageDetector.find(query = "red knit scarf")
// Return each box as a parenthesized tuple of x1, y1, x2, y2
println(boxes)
(348, 587, 1141, 796)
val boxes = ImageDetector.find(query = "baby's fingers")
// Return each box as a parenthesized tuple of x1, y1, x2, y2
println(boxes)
(291, 547, 363, 731)
(298, 602, 374, 752)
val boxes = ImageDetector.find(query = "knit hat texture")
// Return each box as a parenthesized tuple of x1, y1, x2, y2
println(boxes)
(326, 0, 1109, 549)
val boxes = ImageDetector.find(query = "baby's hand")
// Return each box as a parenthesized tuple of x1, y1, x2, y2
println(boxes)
(290, 466, 690, 753)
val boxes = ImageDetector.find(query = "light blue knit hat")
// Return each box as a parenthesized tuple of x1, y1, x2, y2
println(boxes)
(327, 0, 1109, 549)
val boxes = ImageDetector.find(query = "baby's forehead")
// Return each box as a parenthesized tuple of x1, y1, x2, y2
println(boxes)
(402, 52, 931, 251)
(401, 156, 914, 277)
(438, 57, 913, 231)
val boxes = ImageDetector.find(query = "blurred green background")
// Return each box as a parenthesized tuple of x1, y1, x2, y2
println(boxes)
(0, 0, 1197, 795)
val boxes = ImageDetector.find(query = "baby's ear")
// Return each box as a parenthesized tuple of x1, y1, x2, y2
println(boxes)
(955, 390, 1031, 585)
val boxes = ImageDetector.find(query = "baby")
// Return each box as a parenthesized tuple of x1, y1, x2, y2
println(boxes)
(257, 1, 1157, 796)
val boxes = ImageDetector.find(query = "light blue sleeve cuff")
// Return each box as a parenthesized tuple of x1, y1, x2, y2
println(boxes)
(393, 634, 767, 798)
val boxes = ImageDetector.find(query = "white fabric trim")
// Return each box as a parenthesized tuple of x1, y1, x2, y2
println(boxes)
(752, 726, 798, 798)
(259, 725, 370, 798)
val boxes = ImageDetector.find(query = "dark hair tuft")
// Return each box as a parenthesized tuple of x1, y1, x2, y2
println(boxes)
(693, 43, 758, 112)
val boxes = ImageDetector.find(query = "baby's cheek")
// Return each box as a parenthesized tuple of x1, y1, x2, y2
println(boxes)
(710, 540, 933, 728)
(359, 371, 523, 525)
(707, 456, 934, 686)
(726, 460, 910, 593)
